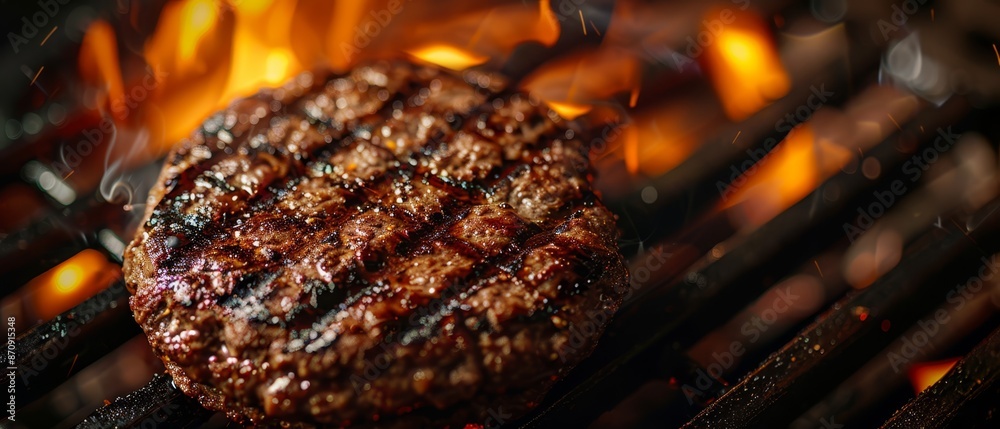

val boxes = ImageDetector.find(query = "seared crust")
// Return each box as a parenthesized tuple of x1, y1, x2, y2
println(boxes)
(124, 61, 628, 428)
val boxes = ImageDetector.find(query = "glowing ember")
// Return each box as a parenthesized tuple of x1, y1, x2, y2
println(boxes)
(908, 358, 960, 394)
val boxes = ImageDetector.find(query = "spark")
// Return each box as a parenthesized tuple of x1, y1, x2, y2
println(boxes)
(68, 354, 79, 376)
(590, 21, 602, 36)
(993, 44, 999, 67)
(29, 66, 44, 87)
(731, 130, 742, 145)
(579, 10, 586, 35)
(40, 26, 58, 46)
(814, 260, 823, 277)
(887, 113, 901, 131)
(629, 87, 639, 107)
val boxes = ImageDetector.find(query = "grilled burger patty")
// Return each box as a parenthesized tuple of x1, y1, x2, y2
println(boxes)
(124, 61, 628, 427)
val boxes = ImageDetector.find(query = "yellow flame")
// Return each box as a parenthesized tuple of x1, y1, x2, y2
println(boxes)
(224, 0, 302, 99)
(265, 49, 294, 84)
(233, 0, 272, 13)
(545, 101, 592, 120)
(704, 8, 790, 120)
(178, 0, 218, 66)
(408, 44, 490, 70)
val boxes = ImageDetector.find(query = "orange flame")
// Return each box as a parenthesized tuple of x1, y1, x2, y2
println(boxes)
(620, 98, 721, 175)
(77, 0, 562, 157)
(405, 0, 558, 69)
(75, 0, 794, 204)
(702, 7, 790, 121)
(27, 249, 120, 320)
(722, 125, 852, 227)
(908, 358, 960, 395)
(522, 47, 641, 120)
(78, 20, 125, 120)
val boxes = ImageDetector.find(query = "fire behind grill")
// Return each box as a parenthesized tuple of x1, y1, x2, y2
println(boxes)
(2, 0, 1000, 428)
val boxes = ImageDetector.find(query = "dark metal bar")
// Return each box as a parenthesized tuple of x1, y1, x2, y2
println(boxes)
(75, 373, 214, 429)
(14, 280, 140, 406)
(0, 215, 89, 293)
(679, 197, 1000, 428)
(792, 299, 1000, 427)
(880, 326, 1000, 429)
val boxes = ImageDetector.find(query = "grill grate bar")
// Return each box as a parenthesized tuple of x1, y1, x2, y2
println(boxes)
(680, 174, 1000, 429)
(75, 373, 213, 429)
(14, 280, 139, 406)
(880, 325, 1000, 429)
